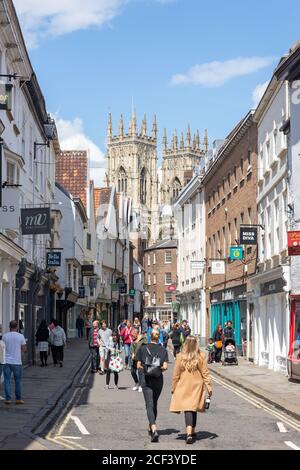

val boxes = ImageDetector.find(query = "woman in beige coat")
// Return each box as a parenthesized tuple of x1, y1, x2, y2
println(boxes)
(169, 336, 212, 444)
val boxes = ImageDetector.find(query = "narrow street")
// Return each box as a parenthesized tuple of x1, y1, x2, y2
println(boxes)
(44, 355, 300, 451)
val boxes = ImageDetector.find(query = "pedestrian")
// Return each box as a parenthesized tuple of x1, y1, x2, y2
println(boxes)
(18, 320, 24, 336)
(105, 331, 123, 390)
(213, 324, 224, 363)
(133, 317, 141, 334)
(76, 315, 84, 338)
(147, 319, 164, 345)
(49, 320, 66, 367)
(85, 312, 93, 340)
(131, 329, 147, 392)
(160, 321, 169, 349)
(141, 314, 150, 335)
(35, 320, 49, 367)
(179, 320, 191, 343)
(223, 320, 235, 340)
(97, 320, 112, 374)
(120, 320, 133, 369)
(206, 338, 215, 364)
(170, 323, 181, 357)
(169, 336, 212, 444)
(137, 329, 168, 443)
(48, 318, 55, 332)
(118, 319, 126, 335)
(2, 320, 27, 405)
(89, 320, 100, 373)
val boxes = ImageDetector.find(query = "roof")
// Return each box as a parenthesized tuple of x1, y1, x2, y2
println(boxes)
(144, 238, 177, 252)
(94, 187, 112, 224)
(56, 150, 88, 208)
(275, 41, 300, 81)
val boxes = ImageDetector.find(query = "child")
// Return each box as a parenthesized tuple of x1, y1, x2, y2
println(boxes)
(225, 340, 235, 353)
(105, 331, 123, 390)
(206, 338, 215, 363)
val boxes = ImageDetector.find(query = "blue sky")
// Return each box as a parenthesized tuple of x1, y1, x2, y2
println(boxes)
(14, 0, 300, 185)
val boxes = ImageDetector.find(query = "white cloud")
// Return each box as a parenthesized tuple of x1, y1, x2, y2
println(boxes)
(55, 116, 106, 187)
(14, 0, 128, 48)
(252, 80, 269, 108)
(170, 56, 275, 87)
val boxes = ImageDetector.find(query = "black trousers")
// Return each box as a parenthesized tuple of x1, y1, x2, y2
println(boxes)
(106, 369, 119, 386)
(131, 363, 142, 386)
(90, 346, 99, 371)
(52, 345, 64, 364)
(185, 411, 197, 428)
(173, 345, 180, 357)
(214, 347, 222, 362)
(141, 374, 163, 426)
(40, 351, 48, 365)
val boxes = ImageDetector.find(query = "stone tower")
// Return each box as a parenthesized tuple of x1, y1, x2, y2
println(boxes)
(106, 111, 159, 252)
(160, 126, 208, 205)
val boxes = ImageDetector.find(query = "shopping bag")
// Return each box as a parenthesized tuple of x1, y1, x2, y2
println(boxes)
(109, 352, 124, 373)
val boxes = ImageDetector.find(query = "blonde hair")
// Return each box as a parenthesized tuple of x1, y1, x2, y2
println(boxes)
(180, 336, 201, 373)
(150, 329, 160, 342)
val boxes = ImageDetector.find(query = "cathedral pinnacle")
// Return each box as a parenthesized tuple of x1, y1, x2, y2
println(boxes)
(141, 114, 147, 136)
(130, 108, 137, 136)
(180, 132, 184, 150)
(152, 114, 157, 140)
(107, 112, 113, 140)
(203, 128, 208, 151)
(162, 128, 167, 152)
(119, 114, 124, 138)
(186, 124, 191, 148)
(196, 129, 200, 150)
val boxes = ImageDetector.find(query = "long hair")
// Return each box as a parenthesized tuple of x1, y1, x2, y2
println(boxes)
(180, 336, 201, 373)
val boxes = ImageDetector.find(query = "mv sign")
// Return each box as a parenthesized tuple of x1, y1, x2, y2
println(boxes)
(21, 208, 51, 235)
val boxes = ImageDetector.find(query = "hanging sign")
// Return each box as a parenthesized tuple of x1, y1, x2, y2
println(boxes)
(230, 246, 244, 260)
(78, 286, 85, 298)
(0, 188, 20, 229)
(0, 84, 13, 111)
(288, 231, 300, 256)
(240, 226, 258, 245)
(21, 207, 51, 235)
(168, 284, 177, 292)
(211, 260, 225, 275)
(81, 265, 94, 276)
(46, 252, 61, 267)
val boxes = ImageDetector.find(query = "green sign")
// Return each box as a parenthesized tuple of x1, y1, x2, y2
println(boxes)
(129, 288, 136, 296)
(111, 283, 119, 292)
(172, 301, 180, 312)
(230, 246, 244, 260)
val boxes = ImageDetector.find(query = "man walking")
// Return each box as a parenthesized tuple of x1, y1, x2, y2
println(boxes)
(97, 320, 112, 374)
(223, 321, 235, 340)
(49, 320, 66, 367)
(76, 315, 84, 338)
(2, 320, 27, 405)
(89, 320, 100, 373)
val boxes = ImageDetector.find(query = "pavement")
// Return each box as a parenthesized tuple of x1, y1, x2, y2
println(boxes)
(46, 350, 300, 450)
(0, 337, 89, 450)
(208, 356, 300, 420)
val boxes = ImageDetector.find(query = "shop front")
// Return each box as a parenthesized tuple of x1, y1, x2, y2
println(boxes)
(210, 285, 247, 351)
(288, 296, 300, 380)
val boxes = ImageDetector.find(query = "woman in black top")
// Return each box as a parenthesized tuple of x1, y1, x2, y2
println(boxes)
(36, 320, 50, 367)
(137, 329, 168, 443)
(213, 324, 223, 363)
(170, 323, 181, 357)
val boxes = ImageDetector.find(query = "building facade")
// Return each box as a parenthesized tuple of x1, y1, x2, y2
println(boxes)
(203, 111, 258, 351)
(143, 239, 177, 323)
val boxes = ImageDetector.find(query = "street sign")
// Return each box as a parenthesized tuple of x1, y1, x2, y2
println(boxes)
(0, 188, 20, 229)
(168, 284, 177, 292)
(119, 283, 127, 294)
(288, 231, 300, 255)
(81, 265, 94, 276)
(191, 261, 205, 270)
(0, 84, 13, 111)
(111, 283, 119, 292)
(129, 288, 136, 296)
(211, 260, 225, 275)
(21, 207, 51, 235)
(240, 226, 258, 245)
(78, 286, 85, 298)
(230, 246, 243, 260)
(46, 252, 61, 267)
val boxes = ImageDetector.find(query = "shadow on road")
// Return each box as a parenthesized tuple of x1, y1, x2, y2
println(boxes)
(158, 428, 180, 436)
(176, 431, 218, 441)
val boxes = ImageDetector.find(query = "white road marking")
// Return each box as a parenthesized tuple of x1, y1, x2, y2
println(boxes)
(277, 422, 288, 433)
(284, 441, 300, 450)
(212, 375, 300, 433)
(59, 436, 82, 440)
(70, 415, 90, 435)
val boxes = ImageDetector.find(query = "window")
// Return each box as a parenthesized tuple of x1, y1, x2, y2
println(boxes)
(247, 150, 251, 167)
(6, 161, 15, 184)
(233, 166, 237, 186)
(213, 234, 216, 259)
(140, 168, 147, 203)
(165, 251, 172, 263)
(153, 274, 156, 284)
(153, 253, 156, 265)
(21, 111, 26, 159)
(248, 208, 252, 225)
(147, 255, 151, 266)
(29, 126, 33, 177)
(240, 212, 244, 224)
(227, 173, 231, 192)
(172, 177, 181, 200)
(228, 223, 232, 247)
(148, 274, 151, 286)
(234, 218, 238, 241)
(266, 141, 270, 168)
(87, 233, 92, 250)
(223, 226, 226, 257)
(165, 272, 172, 285)
(164, 292, 172, 304)
(241, 158, 244, 177)
(192, 199, 196, 227)
(118, 167, 127, 194)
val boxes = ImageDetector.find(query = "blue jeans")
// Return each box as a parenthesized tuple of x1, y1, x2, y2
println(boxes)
(3, 364, 23, 401)
(124, 344, 131, 366)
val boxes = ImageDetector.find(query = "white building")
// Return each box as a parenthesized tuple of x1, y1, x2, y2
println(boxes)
(174, 174, 206, 344)
(0, 1, 57, 364)
(249, 72, 290, 373)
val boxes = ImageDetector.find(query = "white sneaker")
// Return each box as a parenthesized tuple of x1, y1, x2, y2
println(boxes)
(138, 387, 143, 392)
(114, 385, 118, 390)
(132, 386, 138, 391)
(104, 385, 109, 390)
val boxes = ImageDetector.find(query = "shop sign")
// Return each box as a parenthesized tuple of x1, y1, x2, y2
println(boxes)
(21, 207, 51, 235)
(0, 189, 20, 229)
(168, 284, 177, 292)
(261, 278, 285, 296)
(46, 252, 61, 267)
(119, 283, 127, 294)
(191, 261, 205, 270)
(240, 226, 258, 245)
(0, 84, 13, 111)
(288, 231, 300, 255)
(78, 286, 85, 298)
(211, 260, 225, 275)
(129, 288, 136, 296)
(111, 283, 119, 292)
(81, 265, 94, 277)
(230, 246, 243, 260)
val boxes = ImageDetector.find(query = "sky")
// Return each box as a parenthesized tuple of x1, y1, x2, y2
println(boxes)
(14, 0, 300, 186)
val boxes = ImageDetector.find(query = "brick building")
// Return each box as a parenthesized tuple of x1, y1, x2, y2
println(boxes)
(203, 110, 258, 349)
(144, 239, 177, 323)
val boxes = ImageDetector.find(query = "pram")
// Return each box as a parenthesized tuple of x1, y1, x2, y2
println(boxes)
(222, 338, 238, 366)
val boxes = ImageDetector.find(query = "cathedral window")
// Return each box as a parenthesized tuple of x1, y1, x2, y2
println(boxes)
(118, 167, 127, 194)
(172, 177, 181, 200)
(140, 168, 147, 204)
